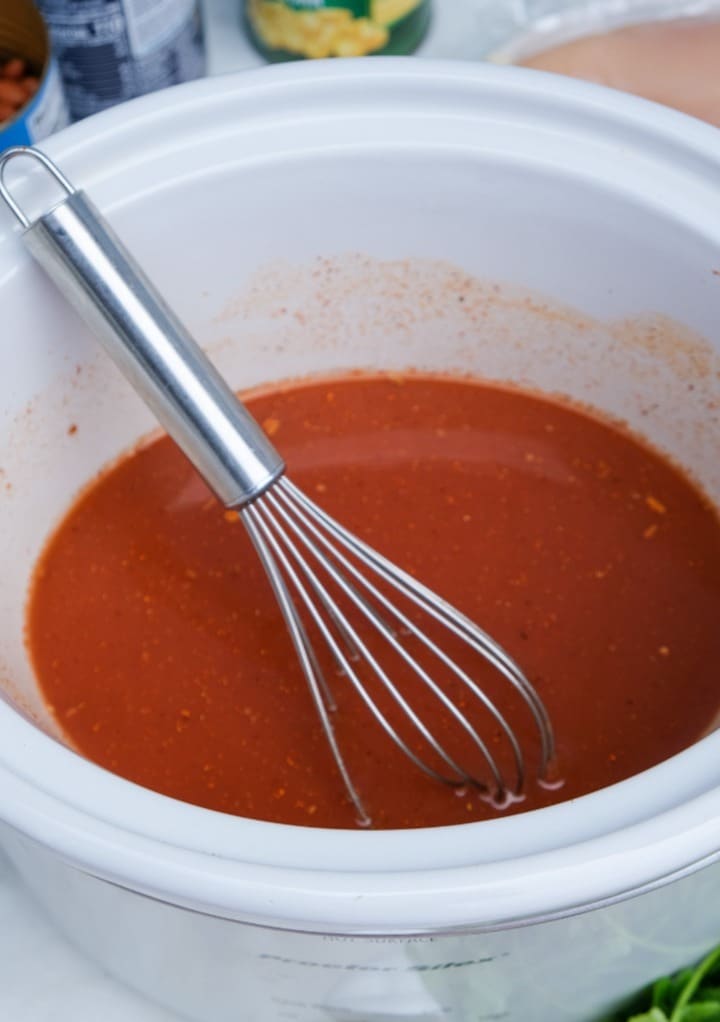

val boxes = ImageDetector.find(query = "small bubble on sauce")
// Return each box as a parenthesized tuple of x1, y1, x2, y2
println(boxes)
(488, 789, 526, 811)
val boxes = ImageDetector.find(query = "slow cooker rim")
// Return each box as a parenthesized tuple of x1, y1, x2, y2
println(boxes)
(1, 58, 720, 931)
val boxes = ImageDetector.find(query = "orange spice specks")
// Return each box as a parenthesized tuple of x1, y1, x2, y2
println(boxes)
(646, 495, 667, 514)
(263, 417, 281, 437)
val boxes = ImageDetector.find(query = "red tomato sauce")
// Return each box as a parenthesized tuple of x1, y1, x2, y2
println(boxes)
(27, 375, 720, 829)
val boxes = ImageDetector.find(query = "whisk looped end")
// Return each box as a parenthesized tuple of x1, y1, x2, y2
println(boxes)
(242, 477, 555, 826)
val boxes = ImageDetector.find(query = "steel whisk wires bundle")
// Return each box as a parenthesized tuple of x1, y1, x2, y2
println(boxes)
(243, 476, 554, 823)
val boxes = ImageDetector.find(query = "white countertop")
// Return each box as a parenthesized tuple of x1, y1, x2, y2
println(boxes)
(0, 1, 508, 1018)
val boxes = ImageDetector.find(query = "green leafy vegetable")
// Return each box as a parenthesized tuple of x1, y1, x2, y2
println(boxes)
(619, 945, 720, 1022)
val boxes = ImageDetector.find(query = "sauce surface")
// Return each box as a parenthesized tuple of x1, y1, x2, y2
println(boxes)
(520, 18, 720, 128)
(28, 376, 720, 828)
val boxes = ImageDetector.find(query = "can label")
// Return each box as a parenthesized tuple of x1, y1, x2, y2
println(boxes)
(37, 0, 206, 121)
(245, 0, 431, 60)
(0, 57, 69, 148)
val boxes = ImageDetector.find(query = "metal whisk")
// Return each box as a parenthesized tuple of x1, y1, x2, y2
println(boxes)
(0, 147, 555, 825)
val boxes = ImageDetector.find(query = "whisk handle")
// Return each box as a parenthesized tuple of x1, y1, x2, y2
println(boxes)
(0, 147, 285, 508)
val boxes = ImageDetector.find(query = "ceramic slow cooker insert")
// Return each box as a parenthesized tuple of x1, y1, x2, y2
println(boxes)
(1, 61, 720, 1022)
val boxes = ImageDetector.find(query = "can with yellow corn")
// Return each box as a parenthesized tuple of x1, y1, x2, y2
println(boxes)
(244, 0, 432, 61)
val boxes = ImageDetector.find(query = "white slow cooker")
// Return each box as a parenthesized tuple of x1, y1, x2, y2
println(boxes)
(1, 60, 720, 1022)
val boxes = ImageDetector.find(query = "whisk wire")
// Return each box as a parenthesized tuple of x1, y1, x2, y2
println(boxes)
(266, 483, 510, 793)
(281, 478, 555, 771)
(241, 505, 367, 823)
(247, 496, 476, 794)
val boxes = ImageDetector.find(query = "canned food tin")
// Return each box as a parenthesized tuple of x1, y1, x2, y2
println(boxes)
(0, 0, 69, 151)
(37, 0, 206, 122)
(244, 0, 432, 61)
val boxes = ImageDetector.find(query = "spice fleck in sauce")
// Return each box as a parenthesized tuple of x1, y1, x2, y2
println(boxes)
(28, 376, 720, 829)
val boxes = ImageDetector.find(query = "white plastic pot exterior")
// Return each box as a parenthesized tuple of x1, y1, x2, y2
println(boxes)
(1, 60, 720, 1022)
